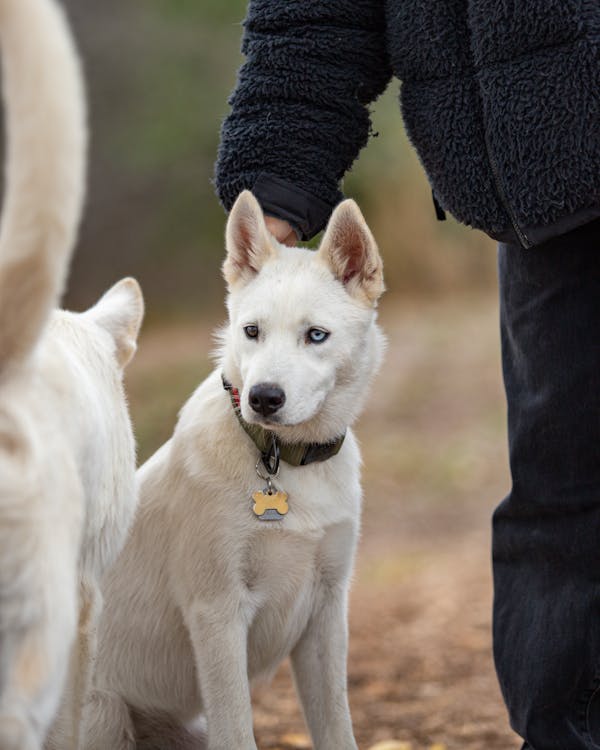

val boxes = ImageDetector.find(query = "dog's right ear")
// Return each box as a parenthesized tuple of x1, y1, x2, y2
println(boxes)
(86, 277, 144, 368)
(317, 200, 384, 306)
(223, 191, 276, 287)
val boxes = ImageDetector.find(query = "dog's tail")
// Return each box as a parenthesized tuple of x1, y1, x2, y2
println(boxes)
(0, 0, 86, 373)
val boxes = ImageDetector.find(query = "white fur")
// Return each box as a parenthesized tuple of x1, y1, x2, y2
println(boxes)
(84, 192, 385, 750)
(0, 2, 144, 749)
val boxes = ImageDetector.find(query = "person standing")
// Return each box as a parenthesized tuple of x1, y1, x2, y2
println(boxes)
(214, 2, 600, 748)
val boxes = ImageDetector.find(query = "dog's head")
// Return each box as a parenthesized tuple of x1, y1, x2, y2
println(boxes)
(220, 191, 385, 444)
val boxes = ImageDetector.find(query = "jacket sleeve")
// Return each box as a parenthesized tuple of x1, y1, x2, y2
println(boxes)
(214, 0, 392, 240)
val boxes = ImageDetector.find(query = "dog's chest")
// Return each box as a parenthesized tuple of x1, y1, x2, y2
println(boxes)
(241, 521, 355, 682)
(244, 530, 318, 681)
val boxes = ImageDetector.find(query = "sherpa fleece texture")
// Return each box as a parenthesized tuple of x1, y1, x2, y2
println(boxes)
(215, 0, 600, 246)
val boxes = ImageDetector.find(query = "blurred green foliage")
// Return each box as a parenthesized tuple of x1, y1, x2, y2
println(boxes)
(60, 0, 496, 325)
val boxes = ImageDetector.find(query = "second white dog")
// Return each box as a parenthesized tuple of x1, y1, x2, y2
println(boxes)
(84, 191, 385, 750)
(0, 1, 143, 748)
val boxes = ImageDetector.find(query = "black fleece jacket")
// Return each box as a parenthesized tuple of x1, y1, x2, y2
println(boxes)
(215, 0, 600, 248)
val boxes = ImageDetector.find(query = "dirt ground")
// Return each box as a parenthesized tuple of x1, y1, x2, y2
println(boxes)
(127, 294, 523, 750)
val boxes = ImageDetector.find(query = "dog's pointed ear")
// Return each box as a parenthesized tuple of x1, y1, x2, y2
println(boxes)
(223, 191, 276, 287)
(86, 277, 144, 368)
(317, 200, 384, 305)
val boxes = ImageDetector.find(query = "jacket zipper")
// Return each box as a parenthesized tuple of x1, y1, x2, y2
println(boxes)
(483, 129, 531, 249)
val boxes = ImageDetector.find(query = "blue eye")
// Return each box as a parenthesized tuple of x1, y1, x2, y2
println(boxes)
(244, 325, 259, 339)
(307, 328, 330, 344)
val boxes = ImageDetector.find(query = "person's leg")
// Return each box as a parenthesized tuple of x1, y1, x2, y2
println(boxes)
(493, 218, 600, 750)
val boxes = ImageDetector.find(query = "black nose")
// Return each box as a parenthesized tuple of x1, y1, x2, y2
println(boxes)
(249, 383, 286, 417)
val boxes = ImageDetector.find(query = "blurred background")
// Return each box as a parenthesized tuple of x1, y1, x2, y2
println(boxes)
(62, 0, 498, 323)
(56, 1, 516, 748)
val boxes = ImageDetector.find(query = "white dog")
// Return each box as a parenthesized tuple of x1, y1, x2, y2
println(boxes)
(0, 1, 143, 749)
(83, 190, 384, 750)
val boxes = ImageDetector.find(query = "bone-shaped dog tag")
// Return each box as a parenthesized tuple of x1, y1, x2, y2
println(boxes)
(252, 488, 289, 521)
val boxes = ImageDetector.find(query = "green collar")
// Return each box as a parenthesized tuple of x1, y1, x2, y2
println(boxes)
(222, 375, 345, 470)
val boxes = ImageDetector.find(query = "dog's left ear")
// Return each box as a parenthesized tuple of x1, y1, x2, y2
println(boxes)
(86, 277, 144, 368)
(317, 200, 384, 305)
(223, 190, 276, 287)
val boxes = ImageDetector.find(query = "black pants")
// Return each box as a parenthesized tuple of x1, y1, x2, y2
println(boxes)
(493, 219, 600, 749)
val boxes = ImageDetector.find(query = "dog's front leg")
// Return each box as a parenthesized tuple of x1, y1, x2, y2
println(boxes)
(291, 584, 358, 750)
(186, 602, 257, 750)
